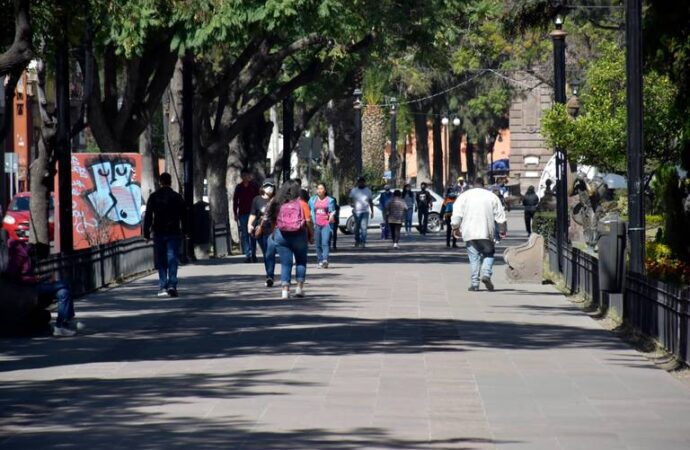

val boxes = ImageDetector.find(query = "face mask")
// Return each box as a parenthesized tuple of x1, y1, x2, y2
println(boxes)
(264, 186, 274, 195)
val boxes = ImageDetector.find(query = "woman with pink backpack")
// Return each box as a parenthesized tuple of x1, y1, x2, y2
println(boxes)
(267, 180, 314, 299)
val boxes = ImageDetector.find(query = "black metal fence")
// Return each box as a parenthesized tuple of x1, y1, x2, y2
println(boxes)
(547, 237, 690, 365)
(35, 238, 155, 298)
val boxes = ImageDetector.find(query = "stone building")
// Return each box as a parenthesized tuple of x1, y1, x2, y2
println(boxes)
(508, 72, 554, 194)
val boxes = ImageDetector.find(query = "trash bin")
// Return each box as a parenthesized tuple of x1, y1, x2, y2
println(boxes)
(192, 201, 211, 247)
(598, 219, 626, 293)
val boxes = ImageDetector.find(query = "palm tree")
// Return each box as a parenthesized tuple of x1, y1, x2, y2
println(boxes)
(362, 68, 387, 186)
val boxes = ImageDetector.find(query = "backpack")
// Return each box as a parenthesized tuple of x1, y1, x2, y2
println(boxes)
(276, 199, 305, 233)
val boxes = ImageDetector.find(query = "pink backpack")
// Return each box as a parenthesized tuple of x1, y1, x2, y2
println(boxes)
(276, 199, 305, 232)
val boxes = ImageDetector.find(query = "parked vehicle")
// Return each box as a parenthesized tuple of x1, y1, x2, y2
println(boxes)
(338, 188, 444, 234)
(2, 192, 55, 241)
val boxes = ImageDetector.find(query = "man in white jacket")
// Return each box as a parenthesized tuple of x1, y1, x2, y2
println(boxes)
(451, 178, 507, 291)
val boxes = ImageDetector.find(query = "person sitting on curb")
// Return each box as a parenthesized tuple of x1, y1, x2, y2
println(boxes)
(4, 239, 82, 336)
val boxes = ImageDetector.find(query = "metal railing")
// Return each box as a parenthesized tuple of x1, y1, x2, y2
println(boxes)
(548, 237, 690, 365)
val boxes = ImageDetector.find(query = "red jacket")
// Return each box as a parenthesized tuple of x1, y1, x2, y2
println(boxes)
(5, 239, 40, 284)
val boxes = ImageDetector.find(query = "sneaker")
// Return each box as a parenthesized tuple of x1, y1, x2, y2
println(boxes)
(393, 243, 399, 249)
(322, 261, 329, 269)
(281, 289, 290, 300)
(53, 326, 76, 337)
(66, 320, 86, 331)
(167, 288, 179, 298)
(353, 242, 360, 248)
(467, 285, 479, 292)
(244, 256, 252, 263)
(252, 256, 258, 263)
(265, 278, 274, 287)
(481, 276, 495, 292)
(295, 286, 305, 298)
(317, 262, 323, 269)
(157, 289, 170, 298)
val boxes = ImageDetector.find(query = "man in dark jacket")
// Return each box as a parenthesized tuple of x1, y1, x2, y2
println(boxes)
(522, 185, 540, 236)
(144, 172, 187, 297)
(233, 169, 260, 263)
(415, 182, 434, 235)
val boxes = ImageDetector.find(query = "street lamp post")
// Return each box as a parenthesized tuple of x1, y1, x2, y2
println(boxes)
(551, 14, 568, 272)
(390, 97, 397, 186)
(353, 88, 363, 176)
(626, 0, 645, 274)
(442, 116, 449, 188)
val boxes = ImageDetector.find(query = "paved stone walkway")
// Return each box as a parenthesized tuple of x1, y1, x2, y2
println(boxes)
(2, 212, 690, 449)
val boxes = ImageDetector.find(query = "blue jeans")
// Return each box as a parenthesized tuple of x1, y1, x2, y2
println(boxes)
(404, 209, 413, 233)
(466, 240, 495, 287)
(273, 229, 308, 286)
(315, 224, 332, 263)
(238, 214, 256, 258)
(154, 235, 180, 290)
(37, 280, 74, 327)
(262, 234, 277, 280)
(353, 212, 370, 245)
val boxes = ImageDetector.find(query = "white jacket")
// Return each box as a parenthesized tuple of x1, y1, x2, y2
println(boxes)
(450, 188, 506, 241)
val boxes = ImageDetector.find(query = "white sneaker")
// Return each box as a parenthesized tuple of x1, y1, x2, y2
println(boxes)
(295, 286, 305, 298)
(393, 243, 399, 249)
(67, 320, 86, 331)
(53, 326, 76, 337)
(157, 290, 169, 297)
(317, 262, 323, 269)
(281, 289, 290, 300)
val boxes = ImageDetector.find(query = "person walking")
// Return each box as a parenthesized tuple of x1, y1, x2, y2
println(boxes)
(349, 177, 374, 248)
(522, 185, 540, 236)
(143, 172, 187, 298)
(442, 188, 458, 248)
(451, 177, 507, 292)
(402, 184, 415, 235)
(233, 169, 260, 263)
(248, 179, 277, 286)
(268, 180, 314, 299)
(309, 183, 337, 268)
(379, 185, 393, 239)
(416, 182, 434, 235)
(330, 197, 340, 251)
(384, 190, 407, 249)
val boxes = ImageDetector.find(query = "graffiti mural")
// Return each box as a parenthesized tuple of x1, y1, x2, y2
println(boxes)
(60, 153, 143, 250)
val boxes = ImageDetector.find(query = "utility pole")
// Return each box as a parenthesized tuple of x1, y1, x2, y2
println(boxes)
(390, 97, 397, 187)
(626, 0, 645, 273)
(56, 8, 72, 254)
(551, 15, 568, 272)
(182, 53, 195, 260)
(282, 95, 293, 183)
(353, 88, 363, 176)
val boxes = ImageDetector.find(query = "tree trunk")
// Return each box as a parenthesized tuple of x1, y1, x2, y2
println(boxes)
(466, 141, 476, 180)
(448, 127, 462, 186)
(476, 139, 488, 184)
(411, 102, 431, 187)
(431, 101, 444, 193)
(162, 60, 184, 192)
(226, 137, 244, 245)
(241, 114, 272, 181)
(139, 124, 158, 203)
(327, 101, 340, 200)
(28, 129, 53, 258)
(362, 104, 386, 185)
(207, 144, 229, 226)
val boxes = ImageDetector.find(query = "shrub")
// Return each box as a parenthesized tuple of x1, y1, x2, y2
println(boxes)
(645, 241, 690, 286)
(533, 212, 557, 239)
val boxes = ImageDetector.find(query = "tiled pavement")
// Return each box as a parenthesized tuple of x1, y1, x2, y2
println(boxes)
(2, 211, 690, 449)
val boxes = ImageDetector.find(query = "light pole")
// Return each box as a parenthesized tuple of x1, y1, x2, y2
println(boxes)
(626, 0, 645, 274)
(551, 13, 568, 272)
(390, 97, 397, 186)
(353, 88, 363, 176)
(442, 116, 449, 188)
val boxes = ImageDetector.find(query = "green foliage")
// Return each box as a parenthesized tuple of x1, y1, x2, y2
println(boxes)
(533, 211, 556, 239)
(541, 42, 680, 173)
(651, 165, 688, 259)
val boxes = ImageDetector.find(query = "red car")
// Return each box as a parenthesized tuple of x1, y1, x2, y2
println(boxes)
(2, 192, 55, 241)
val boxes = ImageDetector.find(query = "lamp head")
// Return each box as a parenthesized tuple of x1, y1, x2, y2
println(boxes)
(554, 15, 564, 29)
(353, 88, 362, 110)
(453, 117, 461, 126)
(441, 117, 449, 126)
(390, 97, 397, 115)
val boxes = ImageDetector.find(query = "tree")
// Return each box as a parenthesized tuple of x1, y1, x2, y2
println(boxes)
(541, 42, 680, 173)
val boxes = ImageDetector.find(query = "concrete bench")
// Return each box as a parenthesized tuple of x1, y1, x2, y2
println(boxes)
(503, 233, 544, 283)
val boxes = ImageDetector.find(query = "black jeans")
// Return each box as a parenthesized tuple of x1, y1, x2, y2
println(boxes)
(445, 216, 457, 247)
(524, 211, 535, 235)
(389, 223, 402, 244)
(418, 209, 429, 234)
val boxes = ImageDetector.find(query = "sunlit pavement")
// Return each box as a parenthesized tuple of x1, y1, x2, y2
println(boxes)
(2, 211, 690, 449)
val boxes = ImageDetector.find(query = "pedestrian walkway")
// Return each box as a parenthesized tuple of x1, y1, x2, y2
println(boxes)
(2, 211, 690, 449)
